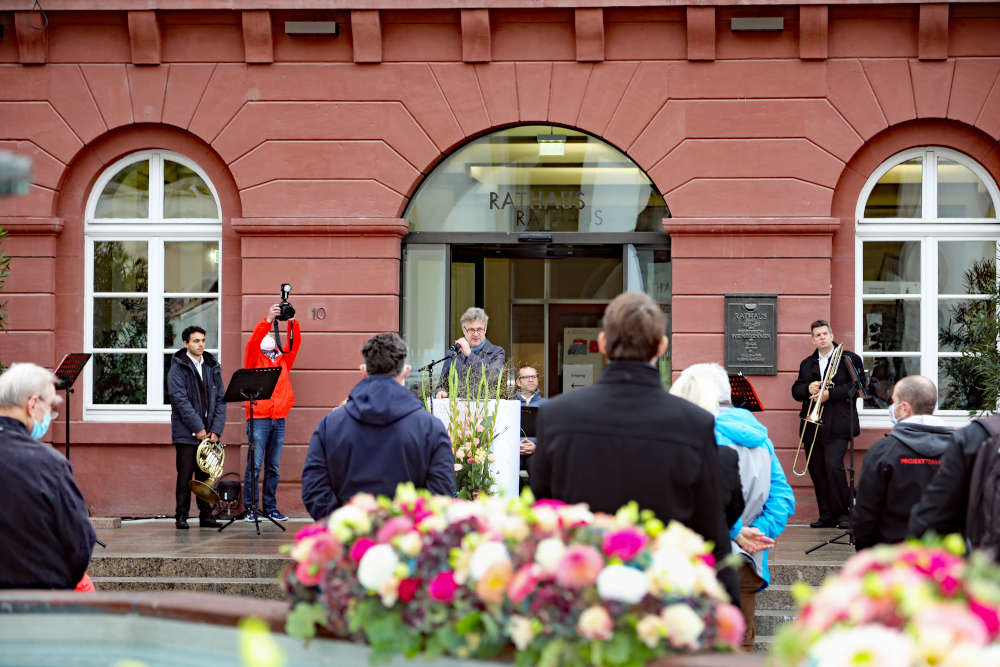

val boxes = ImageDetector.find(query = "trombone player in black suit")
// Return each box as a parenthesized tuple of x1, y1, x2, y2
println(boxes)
(791, 320, 866, 529)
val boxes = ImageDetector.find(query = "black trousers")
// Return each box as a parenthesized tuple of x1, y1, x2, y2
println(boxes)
(807, 434, 850, 521)
(174, 442, 212, 519)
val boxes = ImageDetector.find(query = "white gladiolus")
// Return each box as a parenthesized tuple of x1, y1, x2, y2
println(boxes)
(807, 625, 915, 667)
(649, 548, 697, 595)
(357, 544, 400, 592)
(661, 603, 705, 650)
(468, 541, 511, 581)
(596, 564, 650, 604)
(534, 537, 566, 574)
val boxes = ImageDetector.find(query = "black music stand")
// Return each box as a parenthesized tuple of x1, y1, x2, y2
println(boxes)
(729, 372, 764, 412)
(54, 354, 105, 548)
(54, 353, 91, 461)
(218, 367, 285, 536)
(806, 354, 869, 554)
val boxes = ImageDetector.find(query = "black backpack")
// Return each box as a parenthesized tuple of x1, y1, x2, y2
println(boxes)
(965, 416, 1000, 556)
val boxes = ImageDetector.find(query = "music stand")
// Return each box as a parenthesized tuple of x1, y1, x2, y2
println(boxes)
(729, 372, 764, 412)
(806, 354, 869, 555)
(218, 367, 284, 536)
(54, 353, 91, 461)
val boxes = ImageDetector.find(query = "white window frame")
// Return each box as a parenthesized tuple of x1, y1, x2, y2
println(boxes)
(83, 150, 222, 422)
(856, 146, 1000, 428)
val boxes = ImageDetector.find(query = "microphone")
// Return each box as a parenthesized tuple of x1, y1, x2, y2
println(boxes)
(448, 344, 459, 354)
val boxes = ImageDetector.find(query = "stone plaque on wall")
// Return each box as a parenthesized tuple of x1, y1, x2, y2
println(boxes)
(724, 293, 778, 375)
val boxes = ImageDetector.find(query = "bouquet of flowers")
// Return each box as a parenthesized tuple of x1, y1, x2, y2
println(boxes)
(772, 538, 1000, 667)
(447, 397, 499, 499)
(282, 485, 745, 666)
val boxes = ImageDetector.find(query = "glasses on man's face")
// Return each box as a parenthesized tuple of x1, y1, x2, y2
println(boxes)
(519, 375, 537, 380)
(464, 327, 485, 335)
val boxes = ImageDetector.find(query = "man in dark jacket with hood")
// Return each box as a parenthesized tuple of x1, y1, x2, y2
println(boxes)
(853, 375, 952, 550)
(530, 292, 739, 604)
(167, 325, 227, 529)
(301, 333, 455, 520)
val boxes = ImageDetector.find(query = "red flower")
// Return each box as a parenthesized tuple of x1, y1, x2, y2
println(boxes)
(350, 537, 376, 562)
(428, 571, 459, 603)
(398, 577, 423, 603)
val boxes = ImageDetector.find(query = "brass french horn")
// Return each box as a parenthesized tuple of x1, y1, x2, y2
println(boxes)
(791, 343, 844, 477)
(188, 437, 225, 505)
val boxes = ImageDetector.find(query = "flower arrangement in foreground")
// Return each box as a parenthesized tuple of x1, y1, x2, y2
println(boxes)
(772, 537, 1000, 667)
(282, 484, 745, 666)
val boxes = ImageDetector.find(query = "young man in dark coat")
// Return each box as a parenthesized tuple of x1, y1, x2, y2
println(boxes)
(167, 325, 227, 529)
(791, 320, 866, 528)
(301, 333, 456, 521)
(0, 363, 96, 589)
(529, 292, 739, 604)
(853, 375, 952, 550)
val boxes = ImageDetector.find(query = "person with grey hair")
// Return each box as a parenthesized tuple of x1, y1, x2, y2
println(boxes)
(0, 362, 97, 589)
(854, 375, 952, 550)
(434, 306, 506, 398)
(671, 362, 795, 650)
(301, 333, 455, 520)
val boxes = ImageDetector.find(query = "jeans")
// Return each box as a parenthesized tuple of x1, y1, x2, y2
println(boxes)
(244, 418, 285, 512)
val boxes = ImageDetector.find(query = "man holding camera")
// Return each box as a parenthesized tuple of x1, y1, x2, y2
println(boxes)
(243, 302, 301, 522)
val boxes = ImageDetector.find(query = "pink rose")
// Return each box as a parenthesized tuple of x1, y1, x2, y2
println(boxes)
(295, 560, 323, 587)
(969, 597, 1000, 641)
(555, 545, 604, 589)
(398, 577, 423, 603)
(428, 570, 459, 603)
(698, 553, 716, 568)
(376, 516, 414, 543)
(507, 564, 539, 604)
(350, 537, 376, 563)
(577, 605, 614, 641)
(309, 532, 343, 564)
(714, 604, 746, 649)
(532, 499, 567, 510)
(601, 528, 649, 562)
(294, 522, 328, 541)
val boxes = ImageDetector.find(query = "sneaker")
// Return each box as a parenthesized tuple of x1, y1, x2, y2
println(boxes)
(244, 512, 258, 522)
(267, 509, 288, 521)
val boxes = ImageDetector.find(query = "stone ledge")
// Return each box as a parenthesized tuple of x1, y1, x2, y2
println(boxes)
(90, 517, 121, 529)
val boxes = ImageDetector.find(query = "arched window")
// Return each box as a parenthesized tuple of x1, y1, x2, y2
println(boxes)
(84, 150, 222, 420)
(856, 147, 1000, 419)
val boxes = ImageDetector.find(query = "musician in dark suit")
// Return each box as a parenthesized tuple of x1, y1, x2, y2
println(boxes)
(791, 320, 866, 529)
(530, 292, 739, 603)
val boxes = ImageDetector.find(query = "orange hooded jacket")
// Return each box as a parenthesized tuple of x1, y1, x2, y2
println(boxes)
(244, 318, 301, 419)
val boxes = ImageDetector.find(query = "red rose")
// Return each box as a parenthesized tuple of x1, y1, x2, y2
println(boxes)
(398, 577, 423, 603)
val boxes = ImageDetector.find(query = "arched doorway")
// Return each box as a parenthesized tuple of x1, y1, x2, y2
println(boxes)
(402, 125, 671, 398)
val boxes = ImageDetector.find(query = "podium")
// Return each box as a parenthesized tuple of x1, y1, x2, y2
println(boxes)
(431, 399, 520, 497)
(54, 353, 91, 460)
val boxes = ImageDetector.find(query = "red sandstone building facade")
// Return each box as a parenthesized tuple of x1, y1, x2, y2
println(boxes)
(1, 1, 998, 519)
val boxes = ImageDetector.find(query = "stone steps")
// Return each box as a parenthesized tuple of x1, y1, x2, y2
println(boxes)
(751, 561, 836, 653)
(86, 555, 291, 601)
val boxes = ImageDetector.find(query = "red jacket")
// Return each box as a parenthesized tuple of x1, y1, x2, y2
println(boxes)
(244, 318, 301, 419)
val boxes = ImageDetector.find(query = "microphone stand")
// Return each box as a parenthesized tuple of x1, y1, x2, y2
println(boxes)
(806, 354, 869, 554)
(418, 350, 456, 401)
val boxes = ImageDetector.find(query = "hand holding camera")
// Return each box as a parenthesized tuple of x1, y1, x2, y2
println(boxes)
(277, 283, 295, 321)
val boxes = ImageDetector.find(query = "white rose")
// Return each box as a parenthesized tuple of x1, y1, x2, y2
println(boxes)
(534, 537, 566, 575)
(661, 604, 705, 650)
(558, 504, 594, 527)
(357, 543, 400, 592)
(596, 564, 650, 604)
(328, 504, 371, 535)
(469, 541, 511, 581)
(533, 506, 559, 532)
(418, 514, 447, 534)
(446, 500, 483, 525)
(693, 562, 727, 602)
(509, 615, 536, 650)
(636, 614, 665, 649)
(808, 625, 914, 667)
(397, 531, 423, 557)
(378, 575, 399, 607)
(649, 548, 697, 595)
(503, 515, 531, 542)
(656, 521, 707, 558)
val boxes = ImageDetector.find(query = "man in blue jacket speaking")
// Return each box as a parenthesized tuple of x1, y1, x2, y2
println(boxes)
(301, 333, 456, 520)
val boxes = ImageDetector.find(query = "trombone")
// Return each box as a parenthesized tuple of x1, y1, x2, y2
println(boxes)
(791, 343, 844, 477)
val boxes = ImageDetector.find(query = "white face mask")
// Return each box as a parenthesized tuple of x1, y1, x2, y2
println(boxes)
(260, 336, 276, 352)
(888, 402, 900, 424)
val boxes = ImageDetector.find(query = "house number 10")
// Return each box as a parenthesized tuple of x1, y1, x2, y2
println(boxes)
(311, 307, 327, 320)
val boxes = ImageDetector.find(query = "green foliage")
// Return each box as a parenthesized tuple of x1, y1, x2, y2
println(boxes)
(284, 601, 326, 642)
(938, 257, 1000, 414)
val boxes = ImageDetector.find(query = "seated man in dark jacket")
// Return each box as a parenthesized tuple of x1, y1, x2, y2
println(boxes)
(0, 363, 97, 589)
(854, 375, 952, 550)
(909, 417, 996, 544)
(301, 333, 456, 520)
(530, 292, 739, 603)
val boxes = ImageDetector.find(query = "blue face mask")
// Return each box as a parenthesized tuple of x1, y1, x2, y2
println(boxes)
(888, 402, 900, 425)
(31, 407, 53, 440)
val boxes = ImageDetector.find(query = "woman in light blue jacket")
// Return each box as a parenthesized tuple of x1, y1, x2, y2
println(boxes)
(671, 363, 795, 650)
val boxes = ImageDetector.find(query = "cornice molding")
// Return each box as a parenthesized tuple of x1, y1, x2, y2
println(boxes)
(663, 218, 840, 235)
(0, 218, 66, 234)
(231, 217, 409, 237)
